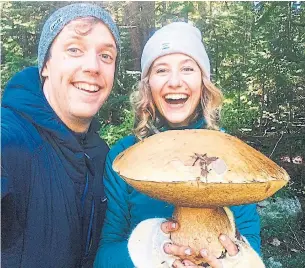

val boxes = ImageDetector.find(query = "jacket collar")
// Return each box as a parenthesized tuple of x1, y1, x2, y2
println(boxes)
(159, 117, 206, 132)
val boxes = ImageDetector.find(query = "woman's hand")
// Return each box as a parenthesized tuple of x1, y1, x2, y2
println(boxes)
(198, 234, 239, 267)
(161, 220, 265, 268)
(161, 221, 239, 268)
(160, 221, 194, 268)
(180, 234, 239, 267)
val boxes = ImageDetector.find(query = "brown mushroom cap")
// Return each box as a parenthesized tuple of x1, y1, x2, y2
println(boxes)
(113, 130, 289, 207)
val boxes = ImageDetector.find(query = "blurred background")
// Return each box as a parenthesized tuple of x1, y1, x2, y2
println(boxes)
(1, 2, 304, 267)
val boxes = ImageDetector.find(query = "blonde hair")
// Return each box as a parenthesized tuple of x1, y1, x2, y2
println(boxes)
(130, 73, 223, 140)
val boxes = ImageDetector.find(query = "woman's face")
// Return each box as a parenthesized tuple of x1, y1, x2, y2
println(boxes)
(148, 53, 202, 127)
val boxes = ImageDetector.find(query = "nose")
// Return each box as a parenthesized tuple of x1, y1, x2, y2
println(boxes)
(82, 51, 100, 75)
(168, 70, 182, 88)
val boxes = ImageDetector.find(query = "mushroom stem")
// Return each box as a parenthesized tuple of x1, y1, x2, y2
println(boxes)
(171, 206, 236, 264)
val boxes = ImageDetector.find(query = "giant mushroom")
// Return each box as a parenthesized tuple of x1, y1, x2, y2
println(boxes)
(113, 129, 289, 264)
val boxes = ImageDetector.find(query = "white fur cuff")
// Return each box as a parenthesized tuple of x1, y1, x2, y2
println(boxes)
(221, 237, 265, 268)
(128, 218, 178, 268)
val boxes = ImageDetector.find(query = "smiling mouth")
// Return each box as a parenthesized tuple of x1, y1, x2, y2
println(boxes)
(164, 93, 189, 105)
(73, 82, 100, 93)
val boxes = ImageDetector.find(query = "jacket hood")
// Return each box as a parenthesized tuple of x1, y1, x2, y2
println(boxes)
(2, 66, 100, 140)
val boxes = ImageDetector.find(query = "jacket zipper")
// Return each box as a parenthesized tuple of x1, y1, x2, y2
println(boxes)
(81, 153, 94, 257)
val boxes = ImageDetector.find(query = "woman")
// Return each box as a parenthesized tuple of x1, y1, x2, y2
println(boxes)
(94, 22, 264, 268)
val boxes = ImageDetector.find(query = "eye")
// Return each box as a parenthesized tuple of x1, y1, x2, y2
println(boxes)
(156, 68, 168, 74)
(67, 47, 83, 56)
(182, 66, 194, 72)
(100, 53, 114, 64)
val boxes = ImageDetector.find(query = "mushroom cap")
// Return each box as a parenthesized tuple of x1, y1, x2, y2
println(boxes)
(113, 130, 289, 207)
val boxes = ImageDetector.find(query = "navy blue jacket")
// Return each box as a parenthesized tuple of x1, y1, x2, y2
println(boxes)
(1, 67, 108, 268)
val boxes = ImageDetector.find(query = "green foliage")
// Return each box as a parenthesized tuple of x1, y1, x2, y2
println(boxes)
(99, 109, 134, 146)
(220, 91, 260, 133)
(1, 52, 37, 87)
(1, 1, 304, 145)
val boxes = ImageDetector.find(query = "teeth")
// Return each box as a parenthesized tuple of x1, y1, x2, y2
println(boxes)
(165, 93, 188, 100)
(74, 82, 100, 92)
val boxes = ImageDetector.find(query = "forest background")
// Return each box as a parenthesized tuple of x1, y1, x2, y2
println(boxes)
(1, 1, 305, 267)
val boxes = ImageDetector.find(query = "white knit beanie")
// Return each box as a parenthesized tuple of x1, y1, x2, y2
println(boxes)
(141, 22, 210, 80)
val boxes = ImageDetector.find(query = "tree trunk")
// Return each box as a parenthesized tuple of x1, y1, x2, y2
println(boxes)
(123, 1, 155, 71)
(259, 79, 266, 131)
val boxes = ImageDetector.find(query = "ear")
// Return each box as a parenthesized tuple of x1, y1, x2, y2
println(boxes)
(41, 61, 50, 78)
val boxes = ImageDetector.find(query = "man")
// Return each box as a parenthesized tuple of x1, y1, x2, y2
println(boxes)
(1, 3, 120, 267)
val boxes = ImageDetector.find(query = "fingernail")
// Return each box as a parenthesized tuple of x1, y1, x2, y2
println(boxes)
(184, 248, 192, 255)
(220, 235, 226, 242)
(164, 243, 171, 252)
(201, 249, 208, 257)
(171, 222, 176, 229)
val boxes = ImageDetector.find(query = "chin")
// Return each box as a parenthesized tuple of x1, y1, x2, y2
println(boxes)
(162, 109, 194, 127)
(72, 104, 99, 116)
(73, 110, 98, 120)
(166, 118, 189, 127)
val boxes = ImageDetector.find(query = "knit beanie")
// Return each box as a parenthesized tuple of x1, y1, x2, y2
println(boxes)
(141, 22, 210, 80)
(38, 3, 120, 76)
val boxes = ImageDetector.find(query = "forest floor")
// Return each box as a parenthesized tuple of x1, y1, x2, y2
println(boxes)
(260, 167, 305, 268)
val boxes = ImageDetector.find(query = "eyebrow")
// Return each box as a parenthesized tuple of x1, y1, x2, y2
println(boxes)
(103, 43, 117, 50)
(180, 58, 196, 65)
(64, 35, 117, 51)
(65, 34, 83, 41)
(152, 62, 167, 69)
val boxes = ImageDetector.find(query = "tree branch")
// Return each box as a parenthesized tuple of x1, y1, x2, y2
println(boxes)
(269, 131, 284, 158)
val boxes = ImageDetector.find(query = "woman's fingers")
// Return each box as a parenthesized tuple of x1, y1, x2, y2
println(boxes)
(172, 260, 186, 268)
(219, 234, 239, 256)
(162, 231, 239, 267)
(181, 259, 198, 267)
(173, 259, 198, 267)
(199, 249, 222, 268)
(161, 220, 179, 234)
(164, 242, 193, 259)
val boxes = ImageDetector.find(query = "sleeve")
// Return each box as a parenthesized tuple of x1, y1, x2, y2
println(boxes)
(1, 166, 10, 199)
(221, 236, 265, 268)
(1, 117, 13, 199)
(127, 218, 178, 268)
(1, 122, 27, 201)
(94, 143, 135, 268)
(230, 204, 261, 256)
(1, 112, 33, 228)
(94, 137, 177, 268)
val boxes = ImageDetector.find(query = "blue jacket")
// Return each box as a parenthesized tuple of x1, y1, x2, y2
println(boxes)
(1, 67, 109, 268)
(94, 121, 261, 267)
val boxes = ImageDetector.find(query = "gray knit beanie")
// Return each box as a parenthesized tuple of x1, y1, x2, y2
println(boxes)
(141, 22, 210, 80)
(38, 3, 120, 76)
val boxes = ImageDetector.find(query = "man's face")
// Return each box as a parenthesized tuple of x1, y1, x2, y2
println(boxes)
(42, 19, 117, 132)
